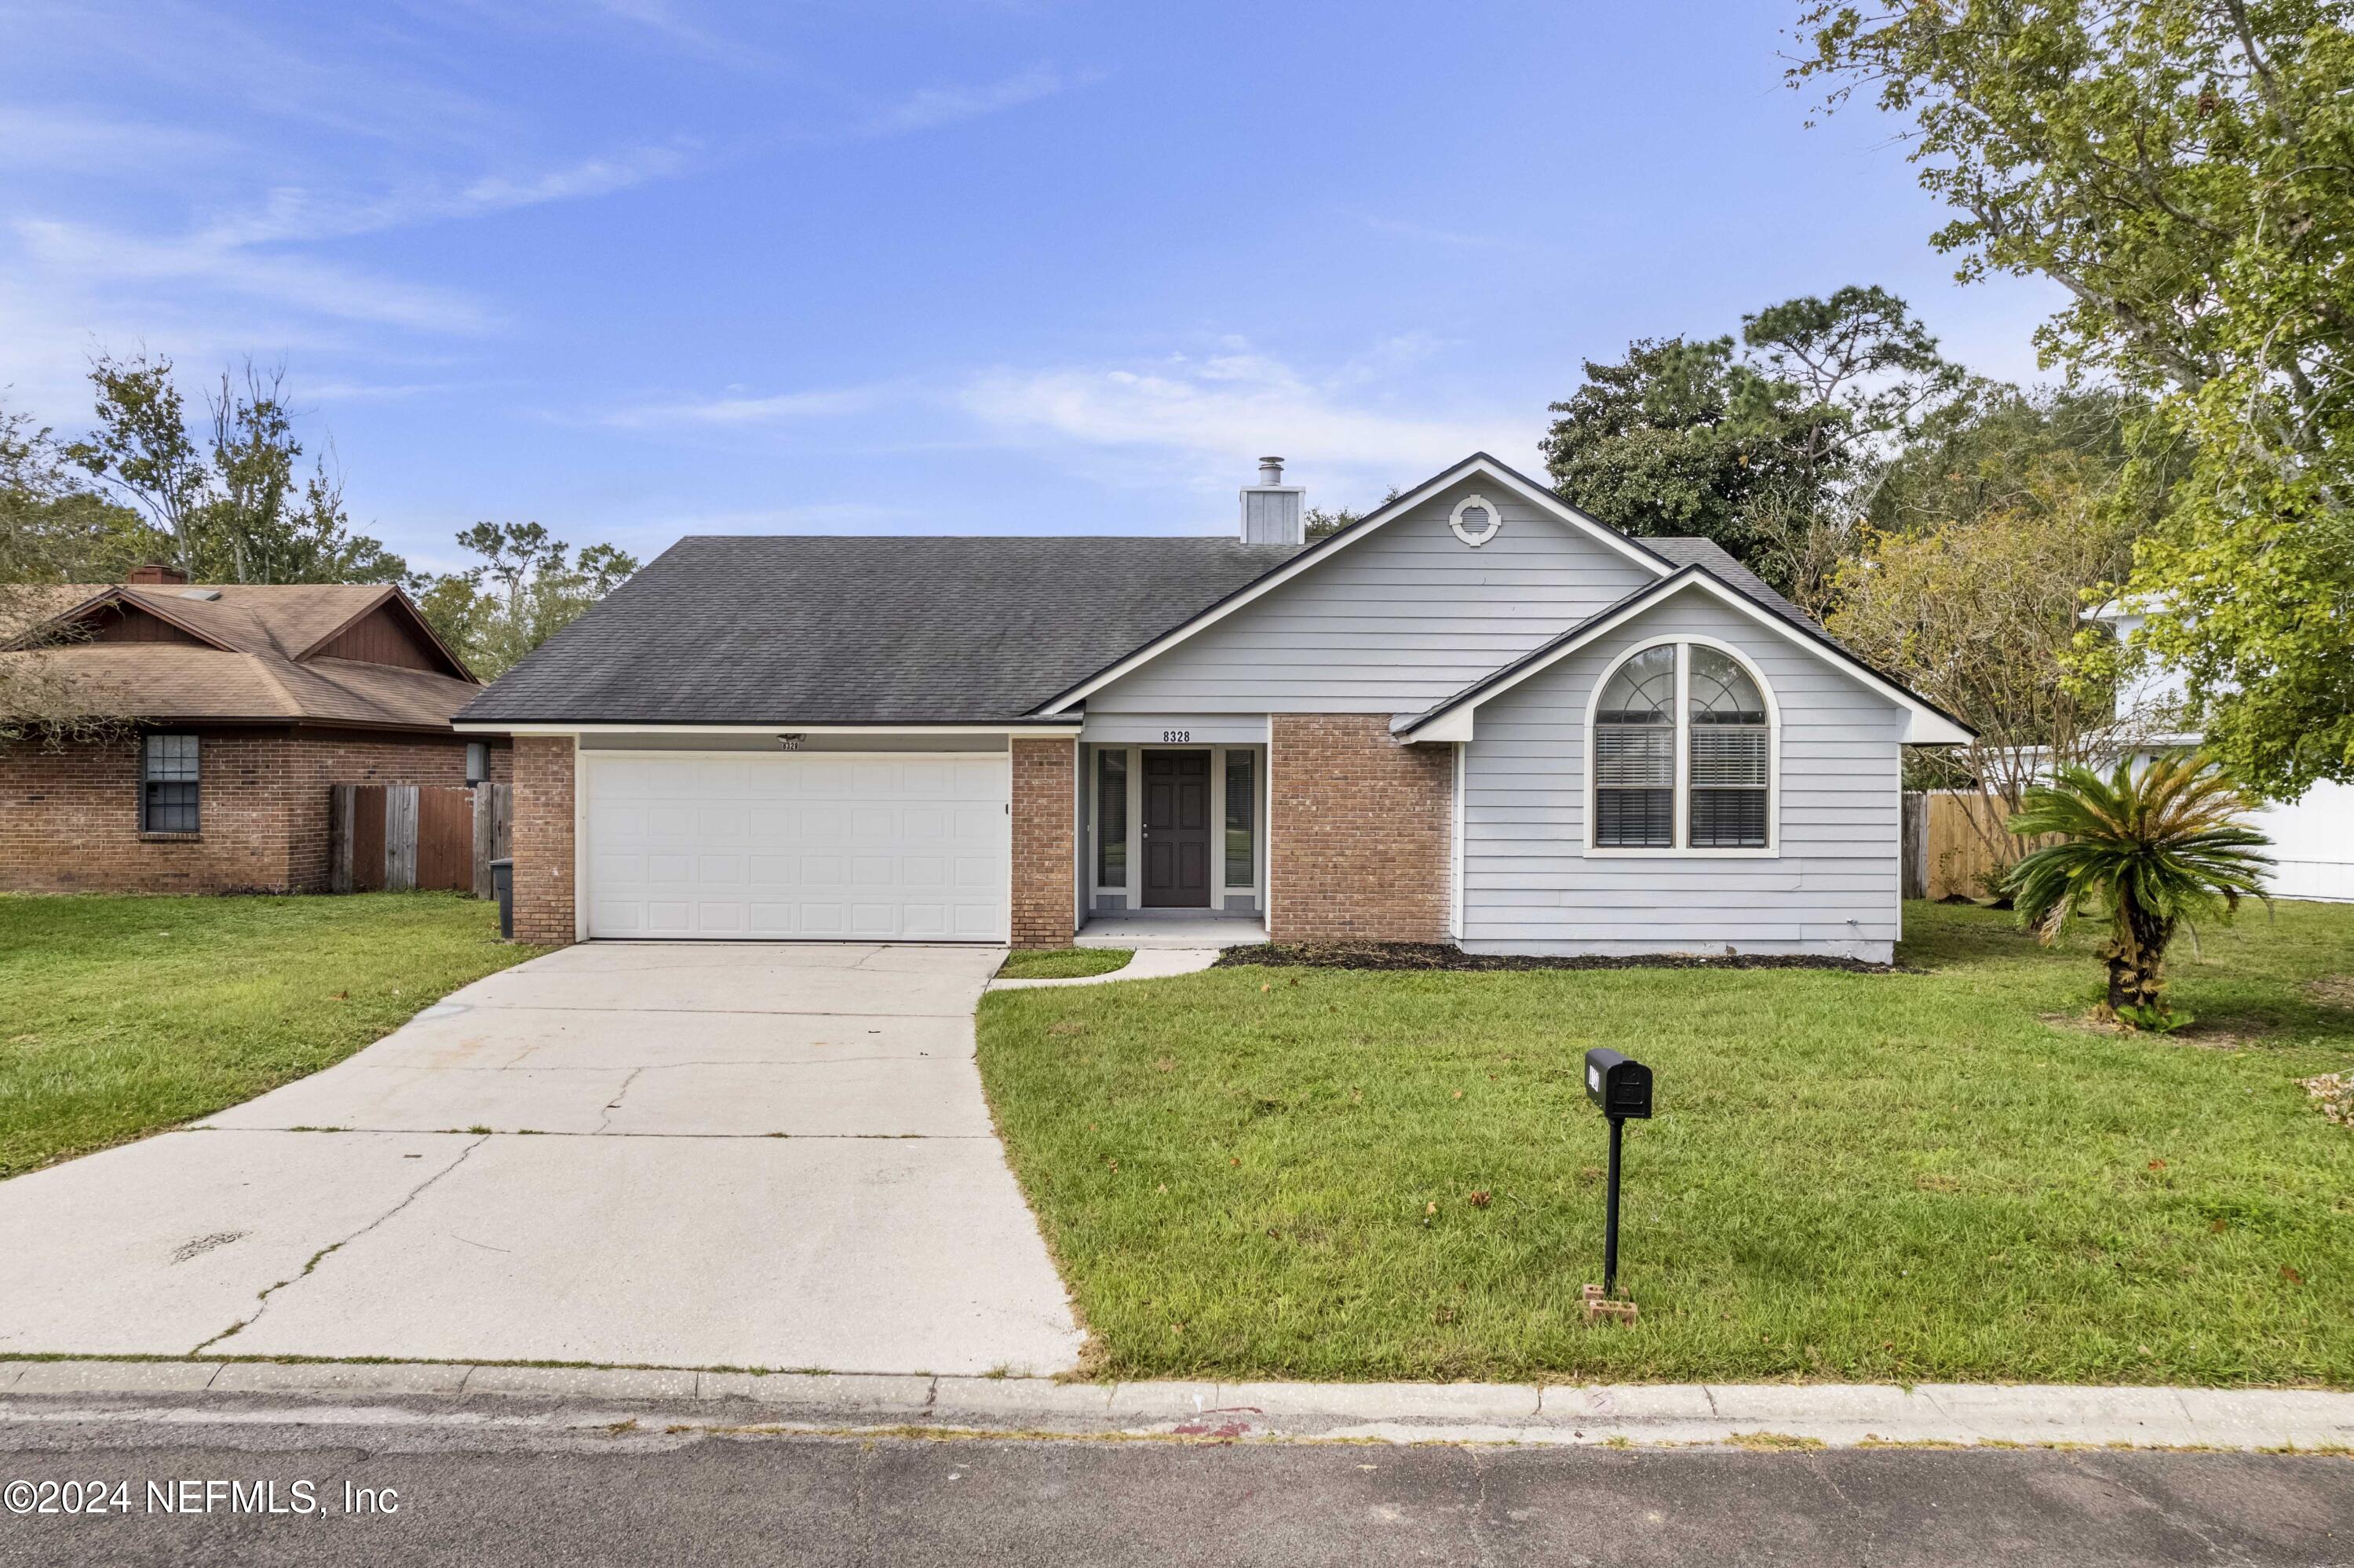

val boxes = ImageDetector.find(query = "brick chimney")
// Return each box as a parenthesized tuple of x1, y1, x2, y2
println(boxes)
(1239, 455, 1305, 545)
(127, 562, 189, 586)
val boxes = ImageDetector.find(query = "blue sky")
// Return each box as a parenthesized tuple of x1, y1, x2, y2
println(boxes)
(0, 1, 2066, 575)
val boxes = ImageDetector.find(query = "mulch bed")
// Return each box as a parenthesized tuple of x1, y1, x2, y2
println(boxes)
(1213, 942, 1897, 975)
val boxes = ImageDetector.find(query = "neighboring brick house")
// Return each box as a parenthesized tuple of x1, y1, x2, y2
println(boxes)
(1, 566, 508, 895)
(457, 453, 1969, 956)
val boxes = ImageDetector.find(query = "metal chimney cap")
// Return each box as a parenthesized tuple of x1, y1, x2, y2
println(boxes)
(1256, 455, 1286, 483)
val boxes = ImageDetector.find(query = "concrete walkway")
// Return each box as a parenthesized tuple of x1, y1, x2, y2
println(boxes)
(0, 943, 1084, 1377)
(3, 1361, 2350, 1451)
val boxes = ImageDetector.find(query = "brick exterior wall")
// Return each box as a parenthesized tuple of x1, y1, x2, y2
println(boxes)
(1269, 713, 1454, 944)
(509, 734, 577, 946)
(0, 727, 509, 895)
(1010, 737, 1076, 947)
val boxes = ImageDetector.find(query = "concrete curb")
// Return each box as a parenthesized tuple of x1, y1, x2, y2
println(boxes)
(988, 949, 1221, 991)
(3, 1362, 2350, 1450)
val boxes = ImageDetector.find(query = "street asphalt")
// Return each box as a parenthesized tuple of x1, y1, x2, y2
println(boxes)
(0, 1414, 2348, 1566)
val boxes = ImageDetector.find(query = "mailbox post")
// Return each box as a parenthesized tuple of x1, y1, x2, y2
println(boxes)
(1583, 1048, 1652, 1316)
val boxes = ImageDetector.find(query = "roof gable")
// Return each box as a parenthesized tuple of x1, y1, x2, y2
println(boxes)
(1031, 452, 1677, 715)
(3, 582, 481, 730)
(1395, 567, 1974, 744)
(297, 589, 475, 680)
(26, 587, 238, 652)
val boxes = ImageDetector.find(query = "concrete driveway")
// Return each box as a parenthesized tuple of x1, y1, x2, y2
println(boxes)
(0, 943, 1085, 1377)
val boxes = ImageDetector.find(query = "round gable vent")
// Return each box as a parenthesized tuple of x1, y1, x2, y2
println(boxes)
(1449, 494, 1502, 547)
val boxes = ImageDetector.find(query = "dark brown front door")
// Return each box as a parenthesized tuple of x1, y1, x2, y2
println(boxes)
(1141, 750, 1212, 908)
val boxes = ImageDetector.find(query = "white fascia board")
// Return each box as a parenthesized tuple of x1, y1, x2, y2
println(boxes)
(454, 721, 1084, 737)
(1399, 572, 1975, 746)
(1406, 708, 1475, 742)
(1032, 454, 1672, 717)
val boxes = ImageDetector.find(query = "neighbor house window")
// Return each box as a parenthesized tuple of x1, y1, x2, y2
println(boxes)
(1590, 642, 1774, 852)
(1223, 750, 1254, 887)
(465, 742, 490, 786)
(1096, 749, 1128, 888)
(141, 733, 200, 834)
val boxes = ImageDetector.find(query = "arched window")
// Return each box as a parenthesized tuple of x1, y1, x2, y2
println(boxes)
(1589, 640, 1775, 852)
(1592, 645, 1677, 848)
(1688, 647, 1770, 847)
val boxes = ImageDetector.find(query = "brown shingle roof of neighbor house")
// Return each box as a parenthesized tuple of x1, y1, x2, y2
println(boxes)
(0, 582, 484, 731)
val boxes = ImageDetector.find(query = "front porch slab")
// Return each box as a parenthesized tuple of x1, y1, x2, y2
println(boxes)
(1075, 915, 1268, 950)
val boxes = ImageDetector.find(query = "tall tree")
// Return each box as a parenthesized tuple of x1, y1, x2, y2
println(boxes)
(0, 397, 160, 583)
(1828, 464, 2141, 883)
(1540, 336, 1794, 571)
(1739, 285, 1973, 599)
(418, 521, 640, 681)
(1540, 287, 1966, 611)
(65, 352, 411, 586)
(1868, 385, 2176, 535)
(1792, 0, 2354, 800)
(0, 400, 151, 740)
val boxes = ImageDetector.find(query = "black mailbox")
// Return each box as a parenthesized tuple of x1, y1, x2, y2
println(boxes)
(1584, 1048, 1652, 1120)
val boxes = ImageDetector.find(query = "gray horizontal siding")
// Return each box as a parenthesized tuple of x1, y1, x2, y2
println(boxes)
(1460, 588, 1905, 960)
(1089, 478, 1659, 714)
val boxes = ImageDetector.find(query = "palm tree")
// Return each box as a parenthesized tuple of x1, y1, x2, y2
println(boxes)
(2002, 752, 2272, 1029)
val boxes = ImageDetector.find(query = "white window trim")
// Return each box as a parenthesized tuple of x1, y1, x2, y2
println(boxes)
(140, 731, 202, 836)
(1583, 636, 1780, 860)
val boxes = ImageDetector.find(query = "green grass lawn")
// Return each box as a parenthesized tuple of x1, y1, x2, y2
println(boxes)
(0, 893, 542, 1179)
(976, 901, 2354, 1386)
(999, 947, 1134, 980)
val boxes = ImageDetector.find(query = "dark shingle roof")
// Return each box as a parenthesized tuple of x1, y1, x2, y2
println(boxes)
(1643, 538, 1817, 627)
(457, 536, 1305, 725)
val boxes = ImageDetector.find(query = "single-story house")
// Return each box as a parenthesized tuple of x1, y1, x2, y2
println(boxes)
(0, 566, 505, 894)
(456, 454, 1971, 959)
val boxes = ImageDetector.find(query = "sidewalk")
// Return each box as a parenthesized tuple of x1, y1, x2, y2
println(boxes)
(5, 1360, 2349, 1450)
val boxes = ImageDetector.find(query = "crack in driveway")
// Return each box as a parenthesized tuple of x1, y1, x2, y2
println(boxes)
(188, 1135, 490, 1355)
(596, 1068, 648, 1134)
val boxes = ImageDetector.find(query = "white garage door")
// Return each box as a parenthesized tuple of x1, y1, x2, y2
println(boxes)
(582, 752, 1011, 941)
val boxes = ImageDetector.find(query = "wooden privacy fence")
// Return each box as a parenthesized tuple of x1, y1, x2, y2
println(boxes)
(330, 782, 512, 896)
(472, 780, 513, 900)
(1900, 789, 2059, 902)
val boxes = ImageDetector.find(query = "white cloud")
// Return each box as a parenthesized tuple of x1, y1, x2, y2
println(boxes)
(14, 218, 493, 334)
(601, 384, 885, 428)
(0, 139, 692, 393)
(959, 348, 1509, 479)
(459, 147, 691, 211)
(305, 379, 451, 402)
(857, 64, 1084, 139)
(193, 144, 693, 249)
(0, 105, 237, 171)
(8, 0, 513, 150)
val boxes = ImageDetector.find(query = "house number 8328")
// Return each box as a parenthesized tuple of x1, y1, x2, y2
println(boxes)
(1162, 730, 1191, 743)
